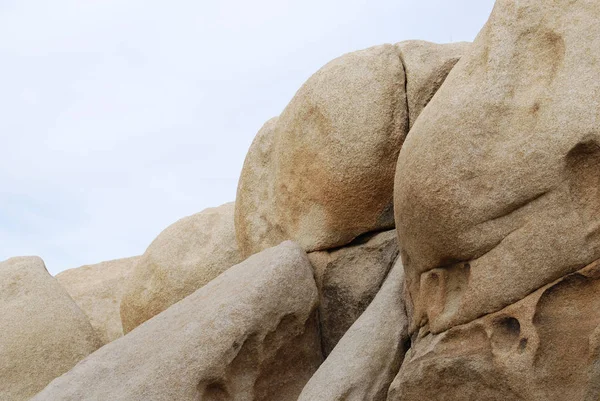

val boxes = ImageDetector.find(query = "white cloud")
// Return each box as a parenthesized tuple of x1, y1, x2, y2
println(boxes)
(0, 0, 495, 274)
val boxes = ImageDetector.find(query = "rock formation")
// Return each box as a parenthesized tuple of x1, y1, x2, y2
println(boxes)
(32, 242, 322, 401)
(308, 230, 399, 354)
(120, 202, 242, 333)
(392, 0, 600, 398)
(236, 41, 465, 257)
(298, 257, 408, 401)
(9, 1, 600, 399)
(56, 256, 140, 345)
(0, 257, 101, 401)
(236, 44, 408, 255)
(389, 259, 600, 401)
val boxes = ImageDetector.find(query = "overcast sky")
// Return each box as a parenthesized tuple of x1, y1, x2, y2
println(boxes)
(1, 0, 495, 275)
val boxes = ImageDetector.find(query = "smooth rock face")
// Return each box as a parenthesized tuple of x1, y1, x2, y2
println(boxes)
(394, 0, 600, 335)
(308, 230, 399, 354)
(32, 242, 323, 401)
(236, 44, 408, 256)
(298, 258, 408, 401)
(235, 117, 285, 258)
(56, 256, 140, 345)
(120, 202, 242, 333)
(0, 257, 101, 401)
(396, 40, 470, 129)
(388, 258, 600, 401)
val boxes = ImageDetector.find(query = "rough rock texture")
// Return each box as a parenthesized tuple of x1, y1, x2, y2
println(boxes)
(394, 0, 600, 335)
(0, 257, 101, 401)
(120, 202, 242, 333)
(298, 258, 408, 401)
(32, 242, 323, 401)
(308, 230, 399, 354)
(236, 44, 408, 256)
(388, 258, 600, 401)
(396, 40, 470, 129)
(56, 256, 140, 345)
(234, 117, 285, 258)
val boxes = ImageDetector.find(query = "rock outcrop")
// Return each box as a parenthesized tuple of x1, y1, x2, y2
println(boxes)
(56, 256, 140, 345)
(298, 258, 408, 401)
(236, 44, 408, 255)
(120, 202, 242, 333)
(235, 41, 468, 258)
(32, 242, 323, 401)
(10, 0, 600, 398)
(392, 0, 600, 398)
(0, 257, 101, 401)
(395, 0, 600, 335)
(388, 258, 600, 401)
(308, 230, 399, 354)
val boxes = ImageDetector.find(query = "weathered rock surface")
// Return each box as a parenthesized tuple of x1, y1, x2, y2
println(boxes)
(0, 257, 101, 401)
(388, 258, 600, 401)
(56, 256, 140, 345)
(298, 258, 408, 401)
(235, 117, 285, 258)
(394, 0, 600, 335)
(32, 242, 323, 401)
(308, 230, 399, 354)
(396, 40, 470, 129)
(236, 44, 408, 256)
(120, 202, 242, 333)
(272, 44, 409, 252)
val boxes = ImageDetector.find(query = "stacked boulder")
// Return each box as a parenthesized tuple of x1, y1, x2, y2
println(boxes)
(32, 242, 323, 401)
(9, 0, 600, 398)
(235, 41, 468, 256)
(234, 41, 467, 360)
(391, 0, 600, 399)
(1, 39, 468, 401)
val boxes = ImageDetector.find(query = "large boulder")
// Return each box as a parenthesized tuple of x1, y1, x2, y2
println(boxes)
(56, 256, 140, 345)
(298, 258, 408, 401)
(396, 40, 470, 129)
(388, 258, 600, 401)
(0, 257, 101, 401)
(120, 202, 242, 333)
(32, 242, 323, 401)
(394, 0, 600, 335)
(234, 117, 285, 258)
(236, 44, 408, 256)
(235, 42, 469, 258)
(308, 230, 399, 354)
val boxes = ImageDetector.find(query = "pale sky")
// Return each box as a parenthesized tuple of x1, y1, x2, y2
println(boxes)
(0, 0, 495, 275)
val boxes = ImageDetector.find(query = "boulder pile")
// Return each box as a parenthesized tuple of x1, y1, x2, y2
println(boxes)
(3, 1, 600, 399)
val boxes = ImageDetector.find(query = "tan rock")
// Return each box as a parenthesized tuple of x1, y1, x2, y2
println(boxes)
(236, 44, 408, 256)
(298, 257, 408, 401)
(396, 40, 470, 128)
(388, 258, 600, 401)
(56, 256, 140, 345)
(32, 242, 322, 401)
(0, 257, 101, 401)
(235, 117, 285, 258)
(308, 230, 399, 354)
(394, 0, 600, 335)
(120, 202, 242, 333)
